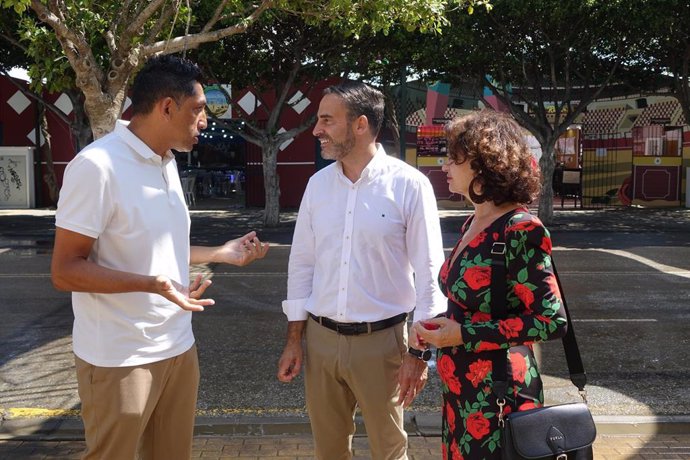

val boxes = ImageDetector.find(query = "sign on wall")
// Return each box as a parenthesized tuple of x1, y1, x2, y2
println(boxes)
(0, 147, 35, 208)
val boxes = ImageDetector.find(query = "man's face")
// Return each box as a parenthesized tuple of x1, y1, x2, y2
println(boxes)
(312, 94, 356, 161)
(169, 82, 208, 152)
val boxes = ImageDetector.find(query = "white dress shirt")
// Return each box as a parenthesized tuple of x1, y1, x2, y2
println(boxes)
(282, 144, 446, 323)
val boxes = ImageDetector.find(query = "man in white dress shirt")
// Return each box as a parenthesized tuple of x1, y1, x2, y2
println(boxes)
(277, 80, 446, 460)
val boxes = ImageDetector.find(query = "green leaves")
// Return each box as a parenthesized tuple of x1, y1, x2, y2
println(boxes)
(2, 0, 30, 14)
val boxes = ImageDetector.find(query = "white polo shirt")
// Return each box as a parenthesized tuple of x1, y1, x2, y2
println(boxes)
(56, 120, 193, 367)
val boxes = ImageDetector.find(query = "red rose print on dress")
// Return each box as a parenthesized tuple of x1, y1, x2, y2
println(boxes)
(466, 412, 491, 440)
(513, 283, 535, 310)
(468, 231, 487, 248)
(465, 359, 492, 388)
(437, 354, 456, 382)
(451, 441, 464, 460)
(446, 401, 456, 432)
(518, 401, 538, 411)
(447, 376, 462, 394)
(510, 352, 528, 383)
(464, 265, 491, 290)
(545, 274, 562, 300)
(498, 317, 524, 339)
(440, 259, 450, 284)
(540, 236, 551, 253)
(535, 314, 551, 324)
(507, 220, 537, 232)
(470, 311, 491, 323)
(476, 341, 502, 351)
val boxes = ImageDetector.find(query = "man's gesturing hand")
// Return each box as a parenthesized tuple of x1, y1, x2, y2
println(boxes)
(154, 274, 214, 312)
(216, 231, 269, 266)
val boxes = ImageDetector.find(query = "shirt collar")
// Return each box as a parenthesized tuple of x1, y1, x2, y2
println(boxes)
(336, 143, 388, 182)
(360, 143, 388, 181)
(114, 120, 174, 165)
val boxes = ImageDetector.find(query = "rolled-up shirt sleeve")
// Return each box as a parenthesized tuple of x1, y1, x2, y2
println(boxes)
(282, 183, 315, 321)
(406, 177, 447, 323)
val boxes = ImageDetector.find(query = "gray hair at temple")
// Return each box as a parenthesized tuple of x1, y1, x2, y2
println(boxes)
(323, 80, 385, 138)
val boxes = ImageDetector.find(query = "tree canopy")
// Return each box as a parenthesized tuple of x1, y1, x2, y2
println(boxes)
(2, 0, 475, 139)
(412, 0, 638, 222)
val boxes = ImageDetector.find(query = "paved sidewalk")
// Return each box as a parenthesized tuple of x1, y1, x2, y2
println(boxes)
(3, 432, 690, 459)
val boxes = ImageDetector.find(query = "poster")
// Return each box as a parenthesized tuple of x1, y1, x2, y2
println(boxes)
(0, 147, 35, 208)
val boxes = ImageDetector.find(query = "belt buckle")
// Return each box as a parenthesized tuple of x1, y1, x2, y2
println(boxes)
(336, 323, 360, 335)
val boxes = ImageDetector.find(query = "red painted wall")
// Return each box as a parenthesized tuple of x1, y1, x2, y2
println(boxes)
(1, 75, 337, 209)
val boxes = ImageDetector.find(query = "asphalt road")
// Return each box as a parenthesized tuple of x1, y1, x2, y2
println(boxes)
(1, 206, 689, 425)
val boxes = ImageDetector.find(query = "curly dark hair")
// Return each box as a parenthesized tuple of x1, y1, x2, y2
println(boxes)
(445, 110, 541, 205)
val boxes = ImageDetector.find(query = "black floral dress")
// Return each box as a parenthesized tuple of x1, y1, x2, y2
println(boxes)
(436, 208, 567, 460)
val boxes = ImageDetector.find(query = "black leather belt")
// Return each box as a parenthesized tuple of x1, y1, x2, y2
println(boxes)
(309, 312, 407, 335)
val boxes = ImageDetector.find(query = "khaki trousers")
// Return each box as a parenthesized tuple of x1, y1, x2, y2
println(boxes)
(305, 316, 409, 460)
(74, 344, 200, 460)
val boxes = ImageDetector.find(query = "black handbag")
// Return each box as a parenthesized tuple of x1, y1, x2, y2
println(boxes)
(489, 211, 596, 460)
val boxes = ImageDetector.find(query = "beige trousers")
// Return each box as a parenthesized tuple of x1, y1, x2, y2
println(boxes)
(74, 344, 200, 460)
(305, 316, 409, 460)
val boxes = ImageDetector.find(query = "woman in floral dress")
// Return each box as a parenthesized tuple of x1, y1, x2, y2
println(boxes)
(411, 110, 568, 460)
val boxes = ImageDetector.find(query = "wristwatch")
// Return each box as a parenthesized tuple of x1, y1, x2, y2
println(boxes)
(408, 347, 432, 361)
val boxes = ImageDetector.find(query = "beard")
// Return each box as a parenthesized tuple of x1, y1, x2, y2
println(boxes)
(320, 130, 356, 161)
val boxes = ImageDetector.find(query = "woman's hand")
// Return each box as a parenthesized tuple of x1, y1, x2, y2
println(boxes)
(410, 317, 464, 349)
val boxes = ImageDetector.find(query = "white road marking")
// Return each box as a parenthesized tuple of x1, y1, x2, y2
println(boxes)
(554, 247, 690, 279)
(576, 319, 658, 322)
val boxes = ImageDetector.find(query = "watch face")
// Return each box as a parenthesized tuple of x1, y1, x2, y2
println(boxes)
(421, 349, 432, 361)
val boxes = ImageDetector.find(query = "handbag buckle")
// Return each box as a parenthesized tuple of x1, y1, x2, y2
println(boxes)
(557, 455, 567, 460)
(497, 398, 506, 427)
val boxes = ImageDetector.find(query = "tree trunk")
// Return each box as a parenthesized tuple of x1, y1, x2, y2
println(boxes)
(537, 139, 557, 225)
(37, 105, 59, 205)
(66, 89, 93, 151)
(82, 86, 128, 140)
(262, 142, 281, 227)
(383, 87, 401, 154)
(84, 95, 122, 139)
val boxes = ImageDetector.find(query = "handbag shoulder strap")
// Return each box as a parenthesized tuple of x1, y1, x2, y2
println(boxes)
(489, 210, 587, 401)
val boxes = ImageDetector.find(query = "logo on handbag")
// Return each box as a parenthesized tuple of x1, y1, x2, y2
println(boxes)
(547, 426, 566, 452)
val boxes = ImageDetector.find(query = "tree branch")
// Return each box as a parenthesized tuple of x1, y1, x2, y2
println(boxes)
(122, 0, 168, 46)
(142, 0, 273, 56)
(0, 31, 28, 54)
(30, 0, 105, 90)
(201, 0, 231, 33)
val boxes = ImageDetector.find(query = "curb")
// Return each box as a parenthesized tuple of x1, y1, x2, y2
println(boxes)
(414, 413, 690, 437)
(3, 414, 690, 441)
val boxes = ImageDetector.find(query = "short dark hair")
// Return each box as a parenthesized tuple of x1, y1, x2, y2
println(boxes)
(445, 110, 541, 205)
(130, 55, 204, 115)
(323, 80, 385, 137)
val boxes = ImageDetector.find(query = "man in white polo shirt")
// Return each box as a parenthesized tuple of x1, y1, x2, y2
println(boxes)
(51, 55, 268, 460)
(277, 81, 446, 459)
